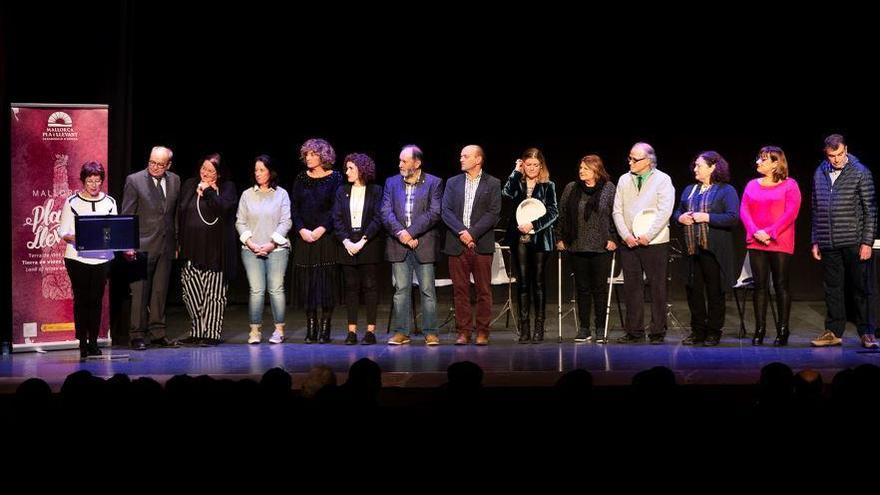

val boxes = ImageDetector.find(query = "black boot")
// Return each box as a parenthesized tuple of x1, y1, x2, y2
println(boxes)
(318, 318, 332, 344)
(518, 320, 531, 343)
(752, 326, 766, 346)
(532, 291, 546, 343)
(533, 318, 545, 343)
(753, 290, 769, 346)
(773, 324, 790, 346)
(86, 335, 101, 356)
(517, 289, 531, 343)
(79, 342, 88, 359)
(304, 314, 318, 344)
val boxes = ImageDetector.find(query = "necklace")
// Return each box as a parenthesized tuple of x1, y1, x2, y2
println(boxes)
(197, 195, 218, 225)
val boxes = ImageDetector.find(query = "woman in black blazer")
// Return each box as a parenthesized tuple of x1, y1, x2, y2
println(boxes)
(333, 153, 385, 345)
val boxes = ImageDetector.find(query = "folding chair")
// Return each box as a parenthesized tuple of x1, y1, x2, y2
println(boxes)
(732, 251, 778, 339)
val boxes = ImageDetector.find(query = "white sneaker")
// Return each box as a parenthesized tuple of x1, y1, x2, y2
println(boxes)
(268, 329, 285, 344)
(248, 328, 261, 344)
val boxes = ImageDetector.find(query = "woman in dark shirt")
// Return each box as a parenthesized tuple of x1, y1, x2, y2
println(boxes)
(292, 138, 344, 344)
(555, 155, 618, 343)
(177, 153, 238, 346)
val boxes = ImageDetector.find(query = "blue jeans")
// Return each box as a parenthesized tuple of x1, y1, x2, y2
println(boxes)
(391, 251, 437, 335)
(241, 248, 289, 325)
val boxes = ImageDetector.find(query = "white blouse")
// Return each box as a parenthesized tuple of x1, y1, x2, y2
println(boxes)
(349, 184, 366, 229)
(59, 192, 117, 264)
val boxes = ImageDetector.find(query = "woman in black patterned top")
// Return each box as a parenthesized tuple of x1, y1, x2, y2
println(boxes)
(291, 138, 344, 343)
(555, 155, 618, 343)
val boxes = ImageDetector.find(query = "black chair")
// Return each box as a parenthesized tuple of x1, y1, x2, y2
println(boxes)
(732, 252, 778, 339)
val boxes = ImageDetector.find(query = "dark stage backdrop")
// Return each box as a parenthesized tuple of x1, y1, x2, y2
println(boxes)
(4, 1, 880, 341)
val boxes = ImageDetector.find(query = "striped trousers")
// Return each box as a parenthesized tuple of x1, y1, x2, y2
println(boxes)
(181, 261, 228, 340)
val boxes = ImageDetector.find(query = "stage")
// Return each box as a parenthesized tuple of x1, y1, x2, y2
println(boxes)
(3, 301, 879, 393)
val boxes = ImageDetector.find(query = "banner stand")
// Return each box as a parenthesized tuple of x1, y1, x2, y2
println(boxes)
(10, 103, 110, 353)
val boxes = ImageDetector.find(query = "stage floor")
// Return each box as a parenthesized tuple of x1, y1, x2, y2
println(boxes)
(3, 301, 879, 392)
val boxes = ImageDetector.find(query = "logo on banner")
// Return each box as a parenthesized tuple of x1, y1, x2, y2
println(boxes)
(42, 112, 78, 141)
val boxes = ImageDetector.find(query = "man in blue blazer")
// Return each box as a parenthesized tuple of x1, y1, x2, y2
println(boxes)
(441, 145, 501, 345)
(381, 145, 444, 345)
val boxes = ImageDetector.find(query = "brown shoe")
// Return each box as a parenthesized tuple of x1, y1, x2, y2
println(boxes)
(810, 330, 842, 347)
(455, 333, 471, 345)
(475, 332, 489, 346)
(860, 334, 879, 349)
(425, 333, 440, 346)
(387, 332, 411, 345)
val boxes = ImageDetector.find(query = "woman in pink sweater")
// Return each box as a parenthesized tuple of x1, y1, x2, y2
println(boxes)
(740, 146, 801, 346)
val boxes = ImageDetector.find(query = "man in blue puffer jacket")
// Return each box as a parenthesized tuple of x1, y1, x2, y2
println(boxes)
(810, 134, 879, 349)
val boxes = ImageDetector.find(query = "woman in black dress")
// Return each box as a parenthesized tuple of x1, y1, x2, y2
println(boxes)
(292, 138, 344, 343)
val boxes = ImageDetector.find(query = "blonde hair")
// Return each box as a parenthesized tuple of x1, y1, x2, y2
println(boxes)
(520, 147, 550, 183)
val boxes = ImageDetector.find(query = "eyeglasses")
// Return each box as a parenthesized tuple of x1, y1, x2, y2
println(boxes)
(148, 160, 170, 168)
(628, 156, 647, 163)
(84, 178, 103, 185)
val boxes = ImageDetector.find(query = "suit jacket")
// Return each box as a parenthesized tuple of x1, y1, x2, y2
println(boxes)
(333, 183, 385, 265)
(441, 172, 502, 256)
(121, 168, 180, 256)
(380, 171, 444, 263)
(502, 170, 558, 251)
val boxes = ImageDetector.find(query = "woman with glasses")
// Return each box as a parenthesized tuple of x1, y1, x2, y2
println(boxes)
(177, 153, 239, 346)
(674, 151, 739, 346)
(503, 148, 558, 343)
(59, 162, 116, 359)
(740, 146, 801, 346)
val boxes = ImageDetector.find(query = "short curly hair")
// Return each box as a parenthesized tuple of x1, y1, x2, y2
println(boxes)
(696, 150, 731, 184)
(79, 161, 105, 184)
(300, 138, 336, 169)
(344, 153, 376, 184)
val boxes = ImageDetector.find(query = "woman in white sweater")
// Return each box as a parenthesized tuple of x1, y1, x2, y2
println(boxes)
(236, 154, 293, 344)
(59, 162, 117, 359)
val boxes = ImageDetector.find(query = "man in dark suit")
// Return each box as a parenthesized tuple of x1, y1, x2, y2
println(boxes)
(380, 144, 444, 346)
(441, 145, 501, 345)
(122, 146, 181, 350)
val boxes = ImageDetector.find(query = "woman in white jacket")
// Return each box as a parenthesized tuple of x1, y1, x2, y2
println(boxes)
(60, 161, 117, 359)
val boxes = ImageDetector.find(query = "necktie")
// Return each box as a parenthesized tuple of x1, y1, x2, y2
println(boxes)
(636, 175, 643, 191)
(156, 176, 165, 201)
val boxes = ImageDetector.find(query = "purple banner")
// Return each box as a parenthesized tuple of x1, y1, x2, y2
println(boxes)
(10, 105, 109, 349)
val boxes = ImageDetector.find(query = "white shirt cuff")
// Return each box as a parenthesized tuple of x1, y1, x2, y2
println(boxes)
(239, 231, 253, 244)
(271, 232, 288, 246)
